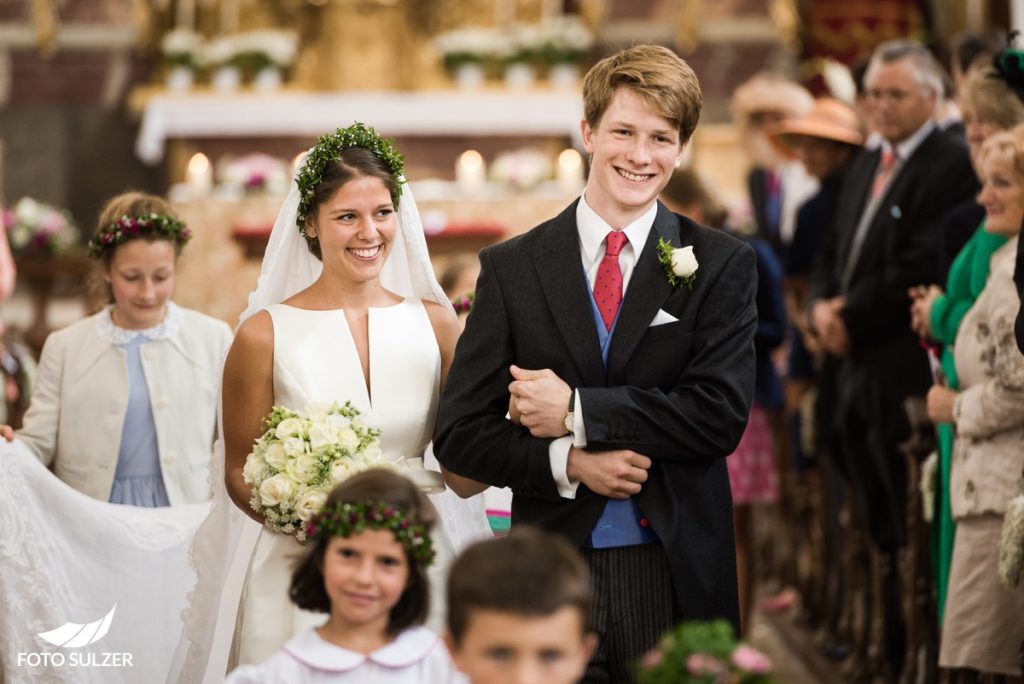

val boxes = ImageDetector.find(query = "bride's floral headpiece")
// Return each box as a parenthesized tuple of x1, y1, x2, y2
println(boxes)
(304, 499, 435, 566)
(88, 214, 191, 259)
(295, 122, 406, 230)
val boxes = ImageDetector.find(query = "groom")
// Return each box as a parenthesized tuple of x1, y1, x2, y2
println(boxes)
(435, 44, 757, 682)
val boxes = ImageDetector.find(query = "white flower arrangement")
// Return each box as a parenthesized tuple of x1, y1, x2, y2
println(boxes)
(161, 28, 204, 70)
(235, 29, 299, 70)
(201, 35, 243, 70)
(489, 148, 553, 189)
(538, 16, 593, 65)
(433, 27, 501, 70)
(243, 402, 392, 540)
(3, 197, 79, 256)
(998, 494, 1024, 588)
(500, 23, 545, 65)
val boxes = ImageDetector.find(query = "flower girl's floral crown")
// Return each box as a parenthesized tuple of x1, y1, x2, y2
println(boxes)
(294, 122, 406, 231)
(88, 214, 192, 259)
(304, 499, 435, 566)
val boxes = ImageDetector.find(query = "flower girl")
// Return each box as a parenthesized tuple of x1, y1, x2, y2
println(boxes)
(225, 468, 463, 683)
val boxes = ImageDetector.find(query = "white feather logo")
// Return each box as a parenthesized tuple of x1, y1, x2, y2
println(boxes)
(36, 605, 116, 648)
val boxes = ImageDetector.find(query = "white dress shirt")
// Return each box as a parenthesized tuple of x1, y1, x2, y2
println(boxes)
(548, 194, 658, 498)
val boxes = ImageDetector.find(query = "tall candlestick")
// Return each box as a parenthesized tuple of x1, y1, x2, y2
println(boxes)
(176, 0, 195, 30)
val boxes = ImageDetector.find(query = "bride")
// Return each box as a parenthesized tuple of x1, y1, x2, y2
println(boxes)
(170, 124, 491, 681)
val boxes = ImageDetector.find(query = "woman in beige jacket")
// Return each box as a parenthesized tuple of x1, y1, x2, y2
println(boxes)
(1, 192, 231, 506)
(929, 128, 1024, 677)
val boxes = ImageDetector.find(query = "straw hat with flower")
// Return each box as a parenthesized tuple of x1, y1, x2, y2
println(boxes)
(770, 97, 865, 156)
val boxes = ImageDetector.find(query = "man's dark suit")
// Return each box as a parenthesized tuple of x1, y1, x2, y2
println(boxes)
(809, 128, 977, 551)
(808, 127, 976, 676)
(436, 200, 757, 630)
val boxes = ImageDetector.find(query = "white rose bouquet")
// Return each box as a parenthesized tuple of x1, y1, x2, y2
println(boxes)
(243, 402, 390, 540)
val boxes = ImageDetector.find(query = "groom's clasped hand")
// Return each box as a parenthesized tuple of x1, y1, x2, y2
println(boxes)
(507, 364, 651, 500)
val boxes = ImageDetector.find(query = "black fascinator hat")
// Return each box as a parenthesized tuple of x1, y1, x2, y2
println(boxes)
(993, 31, 1024, 104)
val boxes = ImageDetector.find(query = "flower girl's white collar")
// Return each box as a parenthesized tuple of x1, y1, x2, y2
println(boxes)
(95, 301, 182, 345)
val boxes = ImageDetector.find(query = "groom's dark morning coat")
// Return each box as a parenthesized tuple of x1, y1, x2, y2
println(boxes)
(436, 200, 757, 626)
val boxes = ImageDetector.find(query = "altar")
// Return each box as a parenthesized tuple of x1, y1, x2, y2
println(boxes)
(134, 89, 585, 165)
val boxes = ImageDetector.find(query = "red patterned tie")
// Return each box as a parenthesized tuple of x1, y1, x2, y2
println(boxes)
(871, 148, 897, 199)
(594, 231, 629, 331)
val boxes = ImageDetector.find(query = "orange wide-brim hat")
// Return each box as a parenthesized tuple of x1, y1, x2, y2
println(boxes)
(770, 98, 865, 153)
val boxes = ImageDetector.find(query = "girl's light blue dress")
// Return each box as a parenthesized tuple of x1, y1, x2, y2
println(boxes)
(98, 305, 180, 507)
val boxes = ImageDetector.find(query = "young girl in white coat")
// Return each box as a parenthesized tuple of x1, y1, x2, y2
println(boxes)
(226, 468, 463, 683)
(0, 191, 231, 506)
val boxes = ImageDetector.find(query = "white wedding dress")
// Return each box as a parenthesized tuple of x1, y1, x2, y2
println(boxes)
(233, 300, 451, 665)
(171, 300, 490, 682)
(170, 147, 490, 683)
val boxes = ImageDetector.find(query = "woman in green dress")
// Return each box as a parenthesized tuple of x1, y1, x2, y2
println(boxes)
(908, 48, 1024, 624)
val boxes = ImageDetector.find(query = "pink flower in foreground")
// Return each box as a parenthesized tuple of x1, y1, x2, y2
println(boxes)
(731, 644, 773, 674)
(641, 649, 663, 668)
(687, 652, 726, 676)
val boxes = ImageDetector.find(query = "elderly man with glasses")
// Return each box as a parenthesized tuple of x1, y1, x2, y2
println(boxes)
(807, 40, 978, 678)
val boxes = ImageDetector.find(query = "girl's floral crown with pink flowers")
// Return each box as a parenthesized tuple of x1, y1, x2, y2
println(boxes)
(304, 499, 435, 566)
(88, 214, 192, 259)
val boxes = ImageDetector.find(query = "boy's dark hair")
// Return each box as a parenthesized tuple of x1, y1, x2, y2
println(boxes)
(446, 526, 591, 645)
(289, 469, 435, 636)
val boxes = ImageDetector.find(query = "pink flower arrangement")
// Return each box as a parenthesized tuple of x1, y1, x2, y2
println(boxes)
(3, 197, 79, 256)
(730, 645, 773, 674)
(638, 620, 775, 684)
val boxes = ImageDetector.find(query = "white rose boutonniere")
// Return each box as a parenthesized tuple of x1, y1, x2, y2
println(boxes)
(657, 237, 698, 289)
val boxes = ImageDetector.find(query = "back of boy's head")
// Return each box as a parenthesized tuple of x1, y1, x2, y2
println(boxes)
(446, 526, 591, 645)
(290, 468, 436, 634)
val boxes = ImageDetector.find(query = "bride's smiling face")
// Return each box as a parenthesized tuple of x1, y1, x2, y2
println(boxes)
(306, 175, 397, 283)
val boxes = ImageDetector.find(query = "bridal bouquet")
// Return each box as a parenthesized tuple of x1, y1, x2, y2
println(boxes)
(243, 402, 390, 540)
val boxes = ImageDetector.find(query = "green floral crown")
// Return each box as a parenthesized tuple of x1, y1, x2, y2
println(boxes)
(295, 123, 406, 231)
(88, 214, 191, 259)
(304, 499, 435, 566)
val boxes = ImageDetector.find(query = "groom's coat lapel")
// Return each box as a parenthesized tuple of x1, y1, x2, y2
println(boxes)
(607, 203, 679, 381)
(535, 202, 607, 389)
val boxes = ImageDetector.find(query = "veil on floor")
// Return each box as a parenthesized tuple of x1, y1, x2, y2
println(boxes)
(0, 441, 207, 683)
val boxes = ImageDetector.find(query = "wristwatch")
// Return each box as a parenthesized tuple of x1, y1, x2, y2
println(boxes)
(563, 391, 575, 435)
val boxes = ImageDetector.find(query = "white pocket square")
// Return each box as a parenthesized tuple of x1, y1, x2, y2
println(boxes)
(649, 309, 679, 327)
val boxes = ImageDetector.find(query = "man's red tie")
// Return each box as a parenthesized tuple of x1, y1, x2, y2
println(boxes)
(871, 148, 897, 199)
(594, 231, 629, 331)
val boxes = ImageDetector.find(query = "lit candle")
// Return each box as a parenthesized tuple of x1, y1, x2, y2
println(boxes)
(456, 150, 486, 194)
(556, 148, 583, 193)
(187, 152, 213, 197)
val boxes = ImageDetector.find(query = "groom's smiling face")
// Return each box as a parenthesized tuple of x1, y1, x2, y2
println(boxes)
(581, 86, 686, 229)
(306, 175, 397, 282)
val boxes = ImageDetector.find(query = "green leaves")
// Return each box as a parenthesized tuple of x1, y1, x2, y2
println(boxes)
(295, 122, 406, 229)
